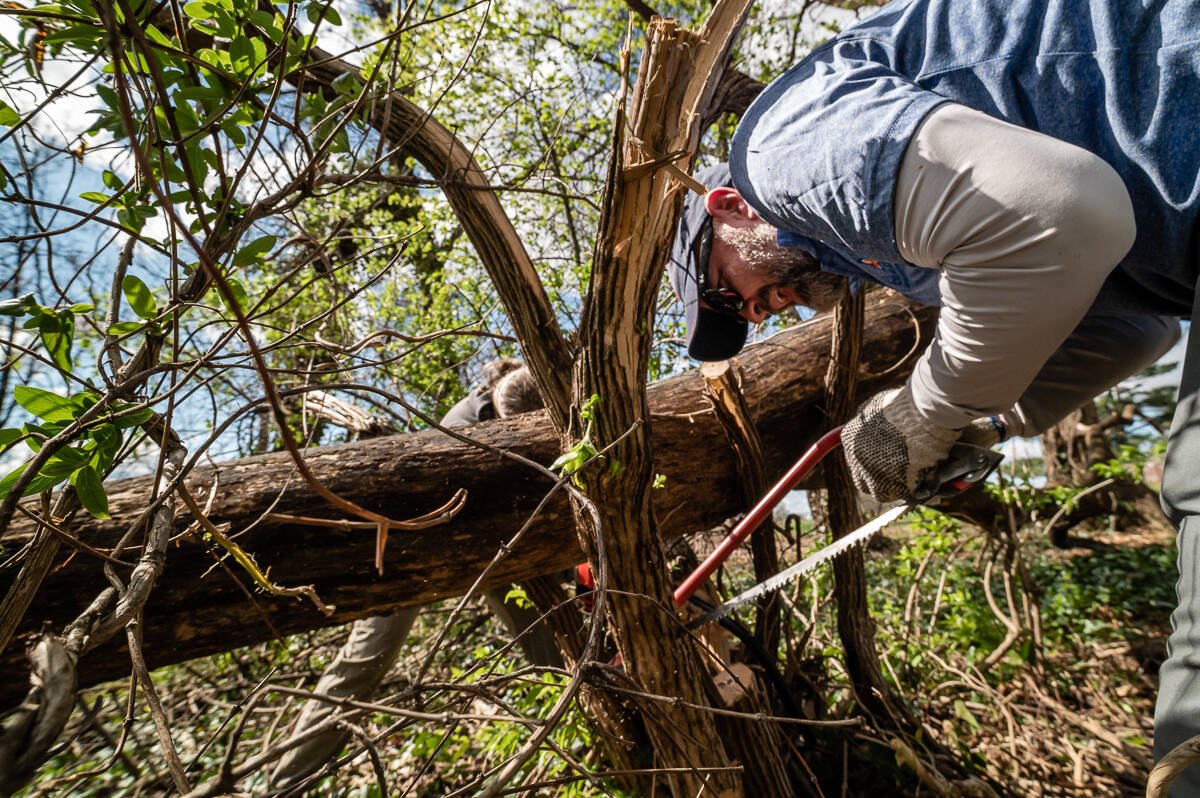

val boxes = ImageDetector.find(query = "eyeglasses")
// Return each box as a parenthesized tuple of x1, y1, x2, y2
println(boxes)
(694, 219, 746, 318)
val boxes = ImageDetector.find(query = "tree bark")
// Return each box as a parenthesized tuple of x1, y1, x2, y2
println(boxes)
(1042, 402, 1119, 487)
(569, 9, 760, 792)
(0, 295, 934, 709)
(819, 286, 913, 726)
(701, 360, 780, 658)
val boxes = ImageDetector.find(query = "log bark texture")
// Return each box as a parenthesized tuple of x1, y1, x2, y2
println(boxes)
(0, 295, 934, 708)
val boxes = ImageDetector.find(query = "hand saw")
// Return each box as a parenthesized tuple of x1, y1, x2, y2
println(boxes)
(677, 431, 1003, 627)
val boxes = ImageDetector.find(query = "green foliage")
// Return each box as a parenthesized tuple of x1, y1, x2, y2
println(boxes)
(0, 99, 20, 126)
(551, 394, 601, 486)
(0, 287, 157, 517)
(1033, 543, 1176, 644)
(121, 275, 157, 320)
(867, 492, 1175, 686)
(1091, 444, 1150, 482)
(4, 0, 1173, 792)
(867, 509, 1012, 669)
(0, 384, 150, 517)
(2, 294, 94, 373)
(503, 584, 532, 610)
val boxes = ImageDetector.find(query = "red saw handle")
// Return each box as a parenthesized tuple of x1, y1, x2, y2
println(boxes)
(673, 426, 844, 608)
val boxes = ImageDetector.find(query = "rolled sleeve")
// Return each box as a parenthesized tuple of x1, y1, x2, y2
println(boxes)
(731, 40, 949, 264)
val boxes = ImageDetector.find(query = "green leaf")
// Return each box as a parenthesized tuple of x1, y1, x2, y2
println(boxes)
(503, 585, 532, 610)
(39, 313, 73, 372)
(69, 303, 94, 313)
(122, 275, 157, 319)
(230, 34, 252, 73)
(106, 320, 144, 336)
(580, 394, 601, 422)
(101, 170, 123, 190)
(220, 118, 246, 148)
(80, 191, 109, 204)
(249, 37, 267, 72)
(0, 460, 68, 500)
(0, 100, 19, 127)
(232, 234, 275, 267)
(42, 449, 85, 478)
(172, 100, 201, 137)
(953, 699, 981, 731)
(220, 278, 249, 312)
(117, 206, 150, 233)
(42, 24, 105, 46)
(0, 462, 31, 500)
(88, 424, 121, 470)
(176, 85, 226, 102)
(70, 391, 99, 413)
(112, 404, 154, 428)
(331, 71, 362, 97)
(183, 0, 212, 18)
(250, 9, 284, 42)
(0, 428, 23, 451)
(71, 465, 110, 519)
(183, 142, 210, 185)
(13, 386, 75, 422)
(143, 23, 173, 47)
(549, 449, 585, 475)
(95, 83, 118, 108)
(0, 293, 35, 316)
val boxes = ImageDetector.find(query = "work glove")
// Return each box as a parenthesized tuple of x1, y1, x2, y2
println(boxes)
(841, 385, 960, 503)
(958, 414, 1008, 449)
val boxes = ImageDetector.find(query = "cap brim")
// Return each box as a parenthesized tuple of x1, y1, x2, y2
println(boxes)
(687, 307, 749, 361)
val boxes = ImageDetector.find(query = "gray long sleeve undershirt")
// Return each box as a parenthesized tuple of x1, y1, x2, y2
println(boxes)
(893, 103, 1147, 432)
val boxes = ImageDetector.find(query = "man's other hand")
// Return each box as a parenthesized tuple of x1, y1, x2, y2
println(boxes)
(842, 385, 959, 503)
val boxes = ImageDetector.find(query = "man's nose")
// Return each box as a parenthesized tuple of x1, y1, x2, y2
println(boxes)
(740, 299, 770, 323)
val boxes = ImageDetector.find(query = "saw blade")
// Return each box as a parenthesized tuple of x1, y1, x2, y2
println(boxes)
(690, 503, 910, 627)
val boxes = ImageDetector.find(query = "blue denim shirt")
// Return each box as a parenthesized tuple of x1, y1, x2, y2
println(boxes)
(732, 0, 1200, 316)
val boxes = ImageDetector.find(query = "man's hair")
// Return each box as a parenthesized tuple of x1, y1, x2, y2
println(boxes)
(480, 357, 525, 393)
(715, 221, 846, 313)
(493, 366, 543, 418)
(715, 221, 820, 285)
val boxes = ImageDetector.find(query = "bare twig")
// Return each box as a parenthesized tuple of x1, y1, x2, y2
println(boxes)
(126, 618, 192, 793)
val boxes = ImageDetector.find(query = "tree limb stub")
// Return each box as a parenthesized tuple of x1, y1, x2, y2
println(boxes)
(0, 295, 935, 708)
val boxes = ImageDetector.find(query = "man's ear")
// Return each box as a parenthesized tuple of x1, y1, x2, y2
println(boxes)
(705, 187, 759, 227)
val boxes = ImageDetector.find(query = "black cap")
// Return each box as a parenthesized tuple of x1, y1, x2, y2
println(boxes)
(667, 162, 748, 361)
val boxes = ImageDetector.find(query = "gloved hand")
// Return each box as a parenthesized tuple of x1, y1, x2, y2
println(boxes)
(842, 385, 960, 503)
(958, 414, 1008, 449)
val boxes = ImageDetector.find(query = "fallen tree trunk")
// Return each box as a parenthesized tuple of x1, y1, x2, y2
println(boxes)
(0, 294, 934, 706)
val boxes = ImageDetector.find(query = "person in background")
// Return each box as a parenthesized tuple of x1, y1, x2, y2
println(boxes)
(270, 360, 560, 789)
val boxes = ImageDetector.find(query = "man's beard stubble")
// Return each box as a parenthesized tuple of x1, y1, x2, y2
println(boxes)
(716, 223, 847, 313)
